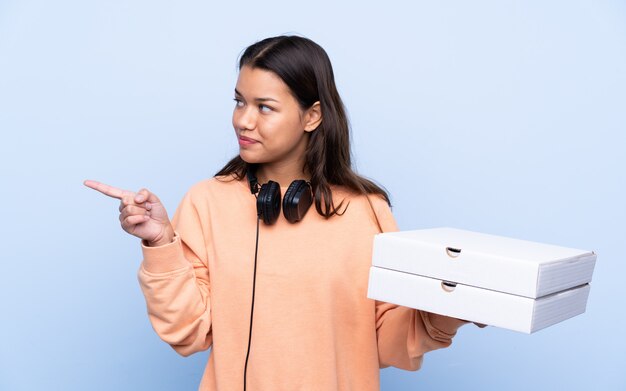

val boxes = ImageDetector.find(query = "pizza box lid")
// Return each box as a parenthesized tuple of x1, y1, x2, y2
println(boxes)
(372, 227, 596, 298)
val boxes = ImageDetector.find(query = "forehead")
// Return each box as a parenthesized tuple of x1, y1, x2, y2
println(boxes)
(235, 66, 292, 98)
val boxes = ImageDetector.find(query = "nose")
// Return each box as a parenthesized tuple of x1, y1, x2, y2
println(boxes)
(233, 105, 256, 131)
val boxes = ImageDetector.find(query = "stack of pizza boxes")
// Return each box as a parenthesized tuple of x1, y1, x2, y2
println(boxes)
(367, 228, 596, 333)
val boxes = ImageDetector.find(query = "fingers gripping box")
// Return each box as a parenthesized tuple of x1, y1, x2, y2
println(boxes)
(367, 228, 597, 333)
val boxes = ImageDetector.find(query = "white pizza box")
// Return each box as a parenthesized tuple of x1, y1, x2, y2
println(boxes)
(371, 227, 596, 298)
(367, 227, 596, 333)
(368, 266, 591, 333)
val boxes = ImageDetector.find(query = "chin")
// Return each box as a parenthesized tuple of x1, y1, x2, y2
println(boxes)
(239, 150, 266, 164)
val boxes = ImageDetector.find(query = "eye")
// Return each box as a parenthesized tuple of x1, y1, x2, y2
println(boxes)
(259, 104, 272, 113)
(233, 98, 244, 108)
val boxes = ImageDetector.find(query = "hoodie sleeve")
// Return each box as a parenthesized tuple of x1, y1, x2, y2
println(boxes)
(137, 188, 213, 357)
(368, 195, 468, 370)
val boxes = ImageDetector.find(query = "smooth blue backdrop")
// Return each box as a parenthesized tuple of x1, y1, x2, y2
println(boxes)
(1, 1, 624, 390)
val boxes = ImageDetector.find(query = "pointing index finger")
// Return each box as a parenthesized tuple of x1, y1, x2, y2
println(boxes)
(83, 179, 133, 200)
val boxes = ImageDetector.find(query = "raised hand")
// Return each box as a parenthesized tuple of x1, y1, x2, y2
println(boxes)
(83, 180, 175, 246)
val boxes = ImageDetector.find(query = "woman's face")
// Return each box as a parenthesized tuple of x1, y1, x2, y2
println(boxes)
(232, 65, 320, 167)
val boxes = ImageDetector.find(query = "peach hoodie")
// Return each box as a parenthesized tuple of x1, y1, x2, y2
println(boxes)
(137, 176, 466, 390)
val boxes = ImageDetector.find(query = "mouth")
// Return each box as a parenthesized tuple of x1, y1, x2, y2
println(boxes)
(238, 135, 259, 146)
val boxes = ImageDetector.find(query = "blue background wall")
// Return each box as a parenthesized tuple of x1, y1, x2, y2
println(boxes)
(1, 1, 624, 390)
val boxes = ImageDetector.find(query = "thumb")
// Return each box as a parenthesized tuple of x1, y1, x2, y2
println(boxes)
(134, 188, 160, 205)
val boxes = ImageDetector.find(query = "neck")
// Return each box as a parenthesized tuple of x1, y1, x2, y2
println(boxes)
(255, 160, 309, 187)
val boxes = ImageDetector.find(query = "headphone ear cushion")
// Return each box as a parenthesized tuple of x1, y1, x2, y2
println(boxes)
(257, 181, 281, 225)
(282, 180, 313, 223)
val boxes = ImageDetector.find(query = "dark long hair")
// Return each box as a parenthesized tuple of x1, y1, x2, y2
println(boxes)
(216, 35, 391, 217)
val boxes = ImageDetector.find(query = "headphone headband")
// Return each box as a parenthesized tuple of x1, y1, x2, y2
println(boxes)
(246, 167, 260, 195)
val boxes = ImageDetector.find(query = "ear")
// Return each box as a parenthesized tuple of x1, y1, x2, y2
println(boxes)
(303, 101, 322, 133)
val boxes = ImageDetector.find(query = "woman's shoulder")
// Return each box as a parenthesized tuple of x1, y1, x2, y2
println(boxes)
(332, 185, 390, 211)
(329, 185, 396, 232)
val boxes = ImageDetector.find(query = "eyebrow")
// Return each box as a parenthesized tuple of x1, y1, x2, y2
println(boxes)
(234, 89, 279, 103)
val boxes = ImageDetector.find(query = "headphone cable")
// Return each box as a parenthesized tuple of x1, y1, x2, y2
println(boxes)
(243, 215, 260, 391)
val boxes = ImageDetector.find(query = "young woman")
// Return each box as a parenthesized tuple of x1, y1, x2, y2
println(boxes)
(85, 35, 469, 391)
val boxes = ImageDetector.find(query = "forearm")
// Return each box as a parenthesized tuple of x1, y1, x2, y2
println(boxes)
(376, 302, 467, 370)
(137, 234, 213, 356)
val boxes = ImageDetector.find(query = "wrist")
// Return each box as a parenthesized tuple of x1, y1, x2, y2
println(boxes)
(427, 312, 469, 334)
(147, 226, 175, 247)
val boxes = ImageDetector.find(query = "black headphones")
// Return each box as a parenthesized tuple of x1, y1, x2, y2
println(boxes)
(243, 167, 313, 391)
(246, 169, 313, 224)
